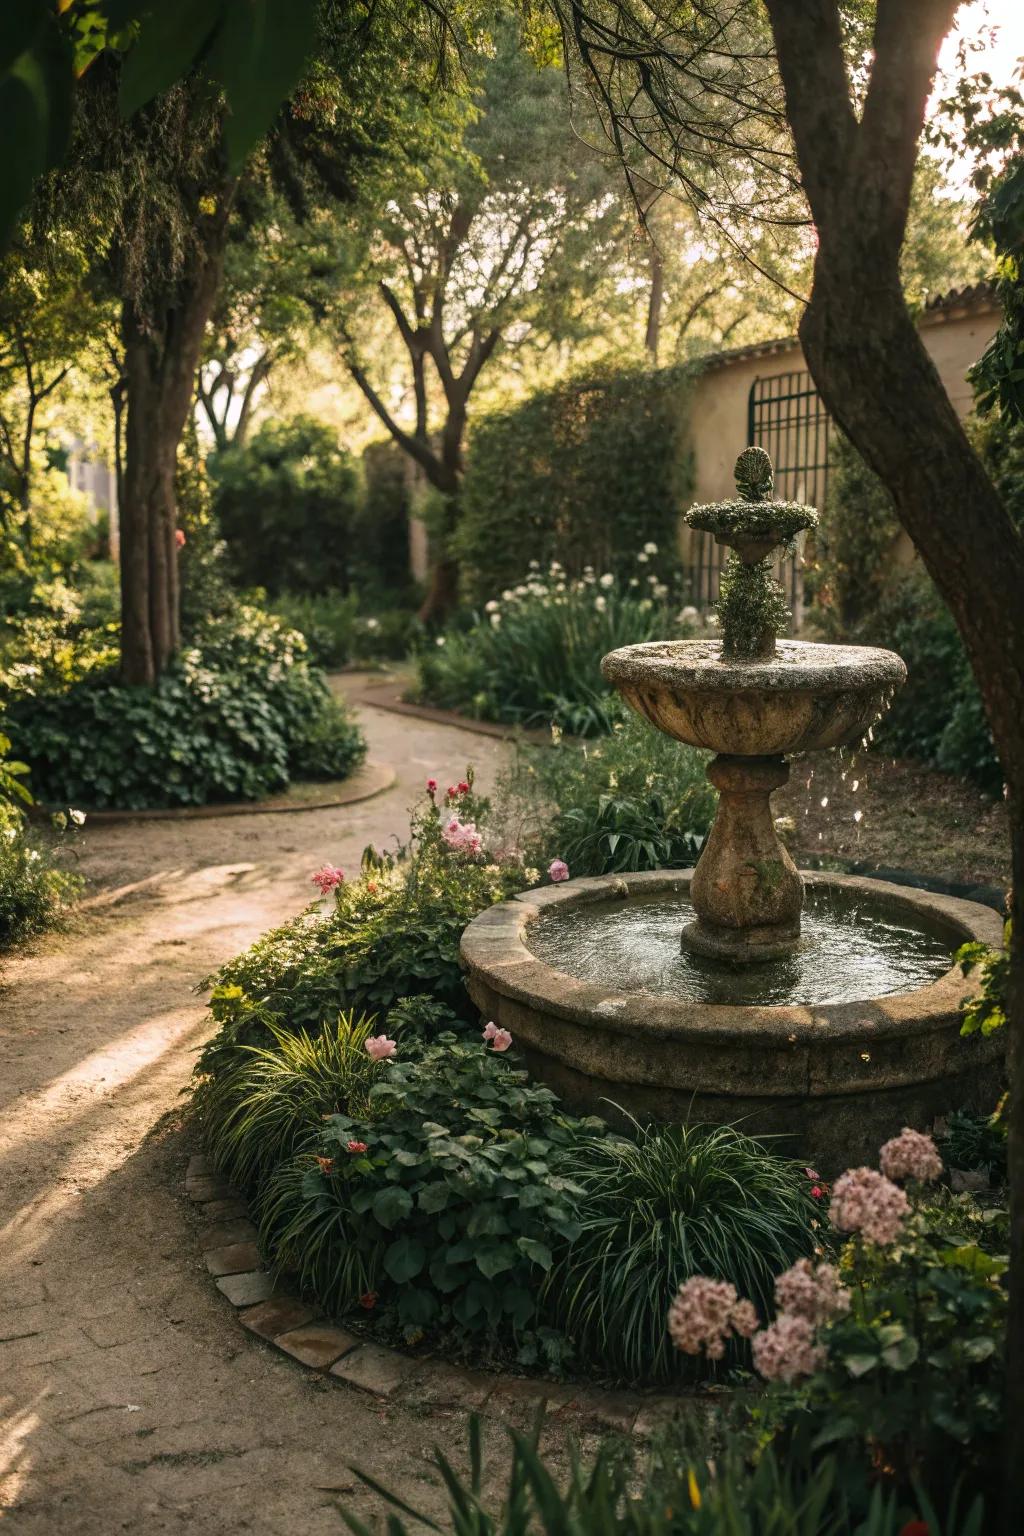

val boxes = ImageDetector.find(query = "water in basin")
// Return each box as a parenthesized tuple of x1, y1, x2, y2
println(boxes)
(526, 888, 953, 1007)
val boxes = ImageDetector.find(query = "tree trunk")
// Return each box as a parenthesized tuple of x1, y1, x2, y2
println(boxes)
(118, 190, 234, 686)
(759, 4, 1024, 1518)
(645, 243, 664, 362)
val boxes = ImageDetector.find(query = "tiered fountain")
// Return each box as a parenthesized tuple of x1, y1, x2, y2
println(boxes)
(461, 448, 1004, 1165)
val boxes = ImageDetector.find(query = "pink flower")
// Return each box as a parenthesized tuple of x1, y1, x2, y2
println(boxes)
(442, 817, 483, 856)
(830, 1166, 910, 1246)
(175, 528, 186, 549)
(346, 1140, 368, 1154)
(810, 1185, 824, 1200)
(457, 780, 470, 795)
(548, 859, 570, 883)
(752, 1312, 825, 1383)
(311, 864, 344, 895)
(316, 1155, 334, 1175)
(482, 1021, 498, 1040)
(365, 1035, 397, 1061)
(359, 1291, 378, 1310)
(879, 1127, 943, 1184)
(774, 1259, 849, 1325)
(426, 778, 438, 794)
(667, 1276, 758, 1360)
(489, 1027, 513, 1052)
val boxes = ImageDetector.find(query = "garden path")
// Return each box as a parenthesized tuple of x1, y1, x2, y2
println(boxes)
(0, 676, 525, 1535)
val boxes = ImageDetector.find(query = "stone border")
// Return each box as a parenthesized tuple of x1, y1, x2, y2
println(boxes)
(185, 1153, 691, 1436)
(42, 761, 396, 825)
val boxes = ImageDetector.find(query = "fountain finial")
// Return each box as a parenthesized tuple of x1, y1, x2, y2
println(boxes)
(734, 446, 774, 502)
(685, 444, 817, 660)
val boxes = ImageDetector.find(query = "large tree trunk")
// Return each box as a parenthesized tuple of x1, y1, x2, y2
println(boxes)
(762, 1, 1024, 1521)
(118, 194, 234, 686)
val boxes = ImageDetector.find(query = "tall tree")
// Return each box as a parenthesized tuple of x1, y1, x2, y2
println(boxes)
(325, 17, 631, 619)
(553, 0, 1024, 1517)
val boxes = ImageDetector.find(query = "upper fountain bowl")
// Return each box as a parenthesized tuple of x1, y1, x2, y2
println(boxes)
(601, 637, 907, 756)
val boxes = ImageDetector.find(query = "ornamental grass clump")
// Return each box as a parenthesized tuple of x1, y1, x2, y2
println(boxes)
(414, 558, 686, 736)
(543, 1118, 816, 1382)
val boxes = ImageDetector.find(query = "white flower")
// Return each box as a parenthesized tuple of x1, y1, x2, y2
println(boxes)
(594, 594, 607, 612)
(599, 572, 614, 589)
(436, 635, 446, 646)
(485, 600, 500, 613)
(514, 584, 527, 596)
(364, 616, 380, 630)
(639, 598, 652, 611)
(69, 808, 87, 826)
(490, 613, 502, 629)
(679, 605, 700, 625)
(637, 550, 649, 563)
(652, 582, 668, 600)
(528, 559, 540, 571)
(502, 588, 514, 601)
(628, 577, 639, 588)
(643, 541, 659, 555)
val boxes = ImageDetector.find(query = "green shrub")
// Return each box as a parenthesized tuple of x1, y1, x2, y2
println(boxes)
(210, 416, 359, 596)
(415, 563, 686, 736)
(938, 1107, 1008, 1184)
(5, 605, 366, 809)
(456, 362, 694, 607)
(808, 422, 1024, 791)
(201, 775, 530, 1053)
(544, 1120, 815, 1383)
(260, 1035, 589, 1352)
(354, 441, 416, 604)
(270, 589, 419, 670)
(0, 800, 82, 949)
(496, 704, 714, 876)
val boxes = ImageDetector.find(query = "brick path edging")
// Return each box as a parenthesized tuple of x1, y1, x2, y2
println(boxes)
(186, 1153, 696, 1438)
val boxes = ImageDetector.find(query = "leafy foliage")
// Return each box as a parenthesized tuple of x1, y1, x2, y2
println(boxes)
(957, 919, 1010, 1039)
(544, 1120, 815, 1383)
(5, 604, 365, 808)
(263, 1037, 590, 1350)
(415, 562, 684, 737)
(269, 590, 418, 670)
(495, 705, 714, 877)
(210, 416, 359, 597)
(0, 797, 82, 951)
(938, 1107, 1008, 1186)
(456, 363, 694, 608)
(341, 1414, 984, 1536)
(202, 776, 530, 1049)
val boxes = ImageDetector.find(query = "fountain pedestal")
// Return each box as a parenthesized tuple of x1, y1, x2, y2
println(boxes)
(682, 755, 802, 961)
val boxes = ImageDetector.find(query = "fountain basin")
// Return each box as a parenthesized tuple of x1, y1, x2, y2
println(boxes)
(601, 639, 907, 756)
(460, 870, 1004, 1169)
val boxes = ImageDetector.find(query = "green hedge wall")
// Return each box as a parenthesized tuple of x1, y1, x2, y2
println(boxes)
(455, 363, 695, 606)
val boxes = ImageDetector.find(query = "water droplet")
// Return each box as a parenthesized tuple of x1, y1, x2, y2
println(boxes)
(851, 779, 859, 792)
(820, 796, 828, 808)
(854, 810, 863, 823)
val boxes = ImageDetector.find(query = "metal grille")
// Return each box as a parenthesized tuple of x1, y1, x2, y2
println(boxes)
(688, 369, 831, 629)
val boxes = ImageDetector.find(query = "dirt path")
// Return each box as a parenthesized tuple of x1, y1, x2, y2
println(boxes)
(0, 679, 516, 1534)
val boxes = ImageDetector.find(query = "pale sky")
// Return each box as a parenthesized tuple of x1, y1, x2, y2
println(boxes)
(937, 0, 1024, 102)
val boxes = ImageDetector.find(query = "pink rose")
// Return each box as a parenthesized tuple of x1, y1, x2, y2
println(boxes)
(489, 1027, 513, 1052)
(311, 864, 344, 895)
(365, 1035, 397, 1061)
(548, 859, 570, 883)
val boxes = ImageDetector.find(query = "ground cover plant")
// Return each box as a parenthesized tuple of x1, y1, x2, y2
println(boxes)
(0, 718, 82, 951)
(415, 560, 689, 736)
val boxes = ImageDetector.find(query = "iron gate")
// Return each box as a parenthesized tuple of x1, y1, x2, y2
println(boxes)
(689, 369, 831, 628)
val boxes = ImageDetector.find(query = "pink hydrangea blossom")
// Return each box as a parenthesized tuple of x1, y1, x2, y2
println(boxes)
(548, 859, 570, 883)
(751, 1312, 826, 1383)
(489, 1027, 513, 1052)
(311, 864, 344, 895)
(879, 1127, 943, 1184)
(443, 817, 483, 856)
(830, 1166, 910, 1246)
(482, 1021, 498, 1040)
(667, 1276, 758, 1360)
(774, 1259, 850, 1325)
(365, 1035, 397, 1061)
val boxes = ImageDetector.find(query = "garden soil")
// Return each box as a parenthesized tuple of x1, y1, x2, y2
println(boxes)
(0, 677, 541, 1535)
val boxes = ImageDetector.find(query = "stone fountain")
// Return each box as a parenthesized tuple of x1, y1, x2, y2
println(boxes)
(461, 448, 1004, 1165)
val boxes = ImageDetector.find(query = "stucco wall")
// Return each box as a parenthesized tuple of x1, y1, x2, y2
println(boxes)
(688, 298, 1001, 507)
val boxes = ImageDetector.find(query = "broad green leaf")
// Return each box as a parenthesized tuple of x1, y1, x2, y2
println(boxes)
(384, 1236, 426, 1283)
(207, 0, 318, 172)
(119, 0, 222, 120)
(843, 1353, 879, 1378)
(371, 1185, 413, 1229)
(516, 1237, 553, 1269)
